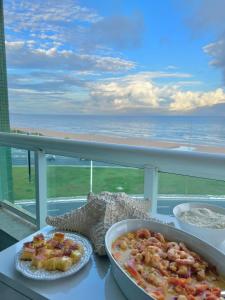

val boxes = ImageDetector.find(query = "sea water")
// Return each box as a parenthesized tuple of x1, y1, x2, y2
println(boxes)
(10, 114, 225, 147)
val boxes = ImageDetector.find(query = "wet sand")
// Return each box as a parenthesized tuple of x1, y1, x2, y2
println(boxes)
(13, 127, 225, 155)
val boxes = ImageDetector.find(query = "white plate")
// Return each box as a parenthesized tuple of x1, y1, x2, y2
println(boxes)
(15, 231, 92, 280)
(105, 219, 225, 300)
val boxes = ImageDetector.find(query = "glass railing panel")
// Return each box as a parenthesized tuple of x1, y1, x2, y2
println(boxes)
(158, 172, 225, 215)
(46, 157, 145, 216)
(47, 155, 90, 216)
(0, 146, 36, 218)
(0, 146, 13, 202)
(92, 161, 144, 196)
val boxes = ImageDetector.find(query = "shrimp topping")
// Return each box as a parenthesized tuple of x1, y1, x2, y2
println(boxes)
(167, 248, 195, 265)
(112, 228, 224, 300)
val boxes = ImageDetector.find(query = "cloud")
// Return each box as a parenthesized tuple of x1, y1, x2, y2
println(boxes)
(123, 72, 192, 80)
(7, 70, 193, 94)
(88, 73, 225, 113)
(4, 0, 142, 74)
(165, 65, 179, 70)
(8, 70, 225, 114)
(203, 38, 225, 84)
(5, 0, 225, 115)
(183, 0, 225, 83)
(6, 41, 135, 72)
(4, 0, 144, 53)
(185, 0, 225, 35)
(8, 86, 89, 114)
(89, 78, 161, 111)
(169, 88, 225, 111)
(79, 14, 144, 51)
(94, 72, 192, 88)
(5, 0, 101, 32)
(8, 72, 88, 93)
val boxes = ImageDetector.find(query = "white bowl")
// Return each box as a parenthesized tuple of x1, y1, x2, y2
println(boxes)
(105, 219, 225, 300)
(173, 202, 225, 246)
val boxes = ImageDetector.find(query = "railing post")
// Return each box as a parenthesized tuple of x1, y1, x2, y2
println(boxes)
(144, 166, 158, 214)
(90, 160, 93, 193)
(35, 150, 47, 229)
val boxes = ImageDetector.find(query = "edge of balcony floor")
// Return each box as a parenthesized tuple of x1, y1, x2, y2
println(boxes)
(0, 206, 36, 242)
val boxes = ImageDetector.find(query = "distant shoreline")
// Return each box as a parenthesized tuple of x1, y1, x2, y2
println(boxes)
(13, 127, 225, 155)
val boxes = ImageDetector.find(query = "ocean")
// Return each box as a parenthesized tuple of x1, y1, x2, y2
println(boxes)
(10, 114, 225, 147)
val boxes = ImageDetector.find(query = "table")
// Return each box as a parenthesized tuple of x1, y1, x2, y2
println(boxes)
(1, 216, 225, 300)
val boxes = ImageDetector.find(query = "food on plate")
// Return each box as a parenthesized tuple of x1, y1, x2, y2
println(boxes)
(44, 257, 58, 271)
(52, 232, 65, 242)
(55, 256, 73, 272)
(179, 207, 225, 229)
(71, 250, 82, 263)
(112, 228, 225, 300)
(20, 247, 36, 260)
(33, 233, 46, 247)
(31, 254, 46, 269)
(20, 232, 83, 272)
(45, 256, 73, 272)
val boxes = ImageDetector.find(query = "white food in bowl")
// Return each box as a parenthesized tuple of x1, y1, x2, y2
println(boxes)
(173, 202, 225, 246)
(179, 207, 225, 228)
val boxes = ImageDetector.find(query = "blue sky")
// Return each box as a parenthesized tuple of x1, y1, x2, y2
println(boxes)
(4, 0, 225, 115)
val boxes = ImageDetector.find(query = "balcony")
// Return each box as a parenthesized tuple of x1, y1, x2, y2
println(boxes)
(0, 131, 225, 232)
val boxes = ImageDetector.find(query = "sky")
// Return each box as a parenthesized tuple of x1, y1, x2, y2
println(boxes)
(3, 0, 225, 115)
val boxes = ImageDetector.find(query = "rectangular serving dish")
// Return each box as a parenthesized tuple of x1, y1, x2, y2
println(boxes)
(105, 219, 225, 300)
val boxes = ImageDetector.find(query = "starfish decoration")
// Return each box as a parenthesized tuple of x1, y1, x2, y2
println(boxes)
(46, 192, 158, 255)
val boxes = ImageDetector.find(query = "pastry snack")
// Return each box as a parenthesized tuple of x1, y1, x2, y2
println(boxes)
(20, 232, 83, 272)
(112, 228, 225, 300)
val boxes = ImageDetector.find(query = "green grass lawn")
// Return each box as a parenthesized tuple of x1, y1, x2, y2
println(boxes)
(11, 166, 225, 200)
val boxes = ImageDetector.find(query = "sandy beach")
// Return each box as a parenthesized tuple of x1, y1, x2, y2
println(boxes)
(14, 127, 225, 154)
